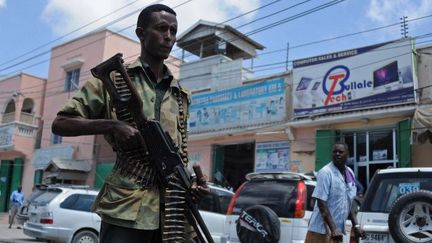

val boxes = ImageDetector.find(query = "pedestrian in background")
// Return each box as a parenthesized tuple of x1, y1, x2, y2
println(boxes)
(305, 142, 365, 243)
(9, 185, 24, 229)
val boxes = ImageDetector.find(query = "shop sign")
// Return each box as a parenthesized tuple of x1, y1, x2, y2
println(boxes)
(292, 38, 416, 117)
(189, 78, 285, 133)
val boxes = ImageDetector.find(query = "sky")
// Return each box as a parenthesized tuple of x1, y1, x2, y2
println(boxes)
(1, 0, 432, 80)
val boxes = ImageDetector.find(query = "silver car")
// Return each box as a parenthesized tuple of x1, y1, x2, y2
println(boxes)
(23, 184, 232, 243)
(23, 185, 100, 243)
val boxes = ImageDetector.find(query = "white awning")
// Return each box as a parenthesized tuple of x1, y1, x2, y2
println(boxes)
(412, 106, 432, 144)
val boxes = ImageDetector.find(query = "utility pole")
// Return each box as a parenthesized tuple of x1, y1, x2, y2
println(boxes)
(285, 42, 290, 71)
(400, 16, 408, 38)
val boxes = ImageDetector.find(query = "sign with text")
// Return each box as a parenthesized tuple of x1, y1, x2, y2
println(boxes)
(292, 39, 416, 117)
(189, 78, 286, 133)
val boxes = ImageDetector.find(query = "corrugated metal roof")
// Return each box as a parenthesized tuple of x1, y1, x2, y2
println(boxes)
(45, 158, 92, 172)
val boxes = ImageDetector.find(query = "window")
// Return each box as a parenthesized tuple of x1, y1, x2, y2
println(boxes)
(51, 134, 62, 144)
(60, 194, 96, 212)
(340, 128, 398, 191)
(31, 188, 62, 206)
(216, 189, 233, 214)
(364, 173, 432, 213)
(64, 68, 80, 91)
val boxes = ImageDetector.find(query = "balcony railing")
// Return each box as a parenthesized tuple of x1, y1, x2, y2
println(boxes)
(20, 112, 35, 125)
(1, 112, 36, 125)
(1, 112, 15, 123)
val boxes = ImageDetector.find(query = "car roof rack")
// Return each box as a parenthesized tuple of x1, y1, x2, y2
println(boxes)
(41, 184, 93, 190)
(245, 172, 313, 181)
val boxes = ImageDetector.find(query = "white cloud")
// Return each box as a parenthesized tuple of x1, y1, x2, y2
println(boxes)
(0, 0, 6, 8)
(41, 0, 260, 38)
(367, 0, 432, 25)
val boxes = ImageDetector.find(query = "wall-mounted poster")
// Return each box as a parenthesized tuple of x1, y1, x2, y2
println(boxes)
(292, 38, 416, 117)
(255, 141, 290, 172)
(0, 125, 14, 149)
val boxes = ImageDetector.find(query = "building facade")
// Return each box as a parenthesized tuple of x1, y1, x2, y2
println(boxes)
(0, 73, 46, 211)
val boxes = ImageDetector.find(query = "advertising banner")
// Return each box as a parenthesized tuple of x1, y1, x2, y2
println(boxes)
(189, 78, 286, 133)
(255, 141, 290, 172)
(292, 39, 416, 117)
(0, 125, 14, 149)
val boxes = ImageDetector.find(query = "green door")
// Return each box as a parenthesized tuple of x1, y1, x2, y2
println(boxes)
(315, 129, 336, 171)
(212, 145, 224, 185)
(0, 160, 12, 212)
(397, 119, 411, 167)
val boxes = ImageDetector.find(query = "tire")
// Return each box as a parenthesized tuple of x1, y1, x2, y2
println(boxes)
(236, 205, 280, 243)
(388, 190, 432, 243)
(71, 230, 99, 243)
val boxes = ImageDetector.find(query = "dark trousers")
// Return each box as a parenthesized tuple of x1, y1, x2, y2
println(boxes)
(99, 221, 161, 243)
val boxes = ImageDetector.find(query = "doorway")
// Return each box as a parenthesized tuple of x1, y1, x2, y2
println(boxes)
(212, 143, 255, 191)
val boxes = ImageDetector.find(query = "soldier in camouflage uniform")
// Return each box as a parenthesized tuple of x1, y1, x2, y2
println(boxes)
(52, 4, 208, 243)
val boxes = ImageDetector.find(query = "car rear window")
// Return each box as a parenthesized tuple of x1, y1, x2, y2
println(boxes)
(60, 194, 96, 212)
(233, 180, 297, 218)
(31, 188, 62, 206)
(362, 173, 432, 213)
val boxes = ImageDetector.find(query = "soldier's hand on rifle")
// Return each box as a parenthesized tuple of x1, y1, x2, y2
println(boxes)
(190, 164, 210, 203)
(190, 176, 210, 203)
(112, 120, 146, 150)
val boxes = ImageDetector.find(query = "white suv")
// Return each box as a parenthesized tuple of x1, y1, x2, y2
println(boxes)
(224, 172, 352, 243)
(358, 167, 432, 243)
(23, 185, 100, 243)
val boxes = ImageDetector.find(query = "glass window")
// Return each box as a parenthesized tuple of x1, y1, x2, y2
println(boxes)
(60, 194, 96, 212)
(369, 130, 393, 161)
(31, 188, 62, 206)
(306, 185, 316, 211)
(198, 191, 216, 213)
(343, 133, 355, 165)
(216, 190, 233, 214)
(51, 133, 62, 144)
(64, 68, 80, 91)
(356, 132, 367, 162)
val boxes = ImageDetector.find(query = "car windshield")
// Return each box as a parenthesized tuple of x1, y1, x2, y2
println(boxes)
(362, 172, 432, 213)
(233, 179, 297, 218)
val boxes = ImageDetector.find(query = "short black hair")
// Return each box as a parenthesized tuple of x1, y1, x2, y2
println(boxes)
(333, 141, 349, 151)
(137, 4, 176, 29)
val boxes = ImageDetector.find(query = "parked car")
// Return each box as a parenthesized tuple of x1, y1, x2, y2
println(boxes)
(358, 167, 432, 243)
(224, 172, 352, 243)
(16, 185, 48, 226)
(22, 183, 232, 243)
(199, 184, 234, 243)
(23, 185, 100, 243)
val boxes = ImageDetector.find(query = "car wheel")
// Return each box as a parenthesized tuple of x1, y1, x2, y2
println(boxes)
(236, 205, 280, 243)
(72, 230, 99, 243)
(388, 190, 432, 243)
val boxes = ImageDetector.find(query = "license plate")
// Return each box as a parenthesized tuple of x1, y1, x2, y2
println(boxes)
(363, 232, 389, 243)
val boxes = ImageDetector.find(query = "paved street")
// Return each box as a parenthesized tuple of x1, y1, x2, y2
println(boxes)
(0, 213, 45, 243)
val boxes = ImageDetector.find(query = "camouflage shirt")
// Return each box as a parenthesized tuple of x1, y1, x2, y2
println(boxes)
(58, 57, 190, 230)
